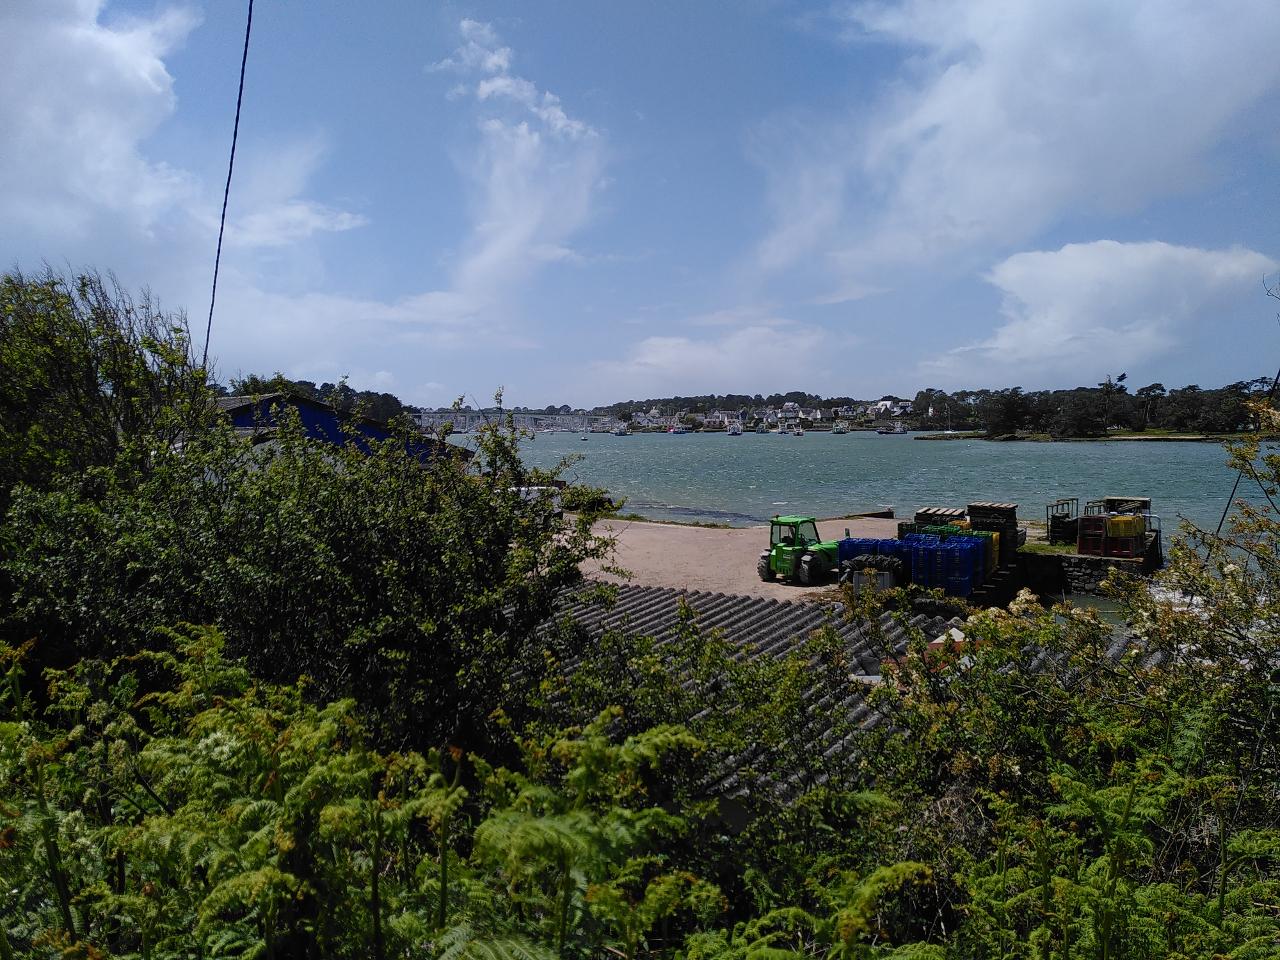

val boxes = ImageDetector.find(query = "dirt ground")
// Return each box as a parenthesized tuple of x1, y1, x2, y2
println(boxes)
(582, 516, 901, 600)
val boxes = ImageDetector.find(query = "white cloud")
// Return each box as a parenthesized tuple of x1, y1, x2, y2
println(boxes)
(220, 136, 368, 248)
(227, 201, 367, 248)
(437, 19, 596, 141)
(752, 137, 848, 273)
(0, 1, 366, 257)
(203, 273, 531, 397)
(756, 0, 1280, 277)
(808, 281, 885, 306)
(0, 0, 201, 241)
(476, 76, 593, 140)
(687, 305, 789, 327)
(437, 20, 605, 312)
(213, 19, 602, 382)
(430, 18, 512, 74)
(588, 311, 825, 398)
(921, 240, 1276, 383)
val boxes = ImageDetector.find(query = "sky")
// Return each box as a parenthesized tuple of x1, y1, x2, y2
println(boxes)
(3, 0, 1279, 408)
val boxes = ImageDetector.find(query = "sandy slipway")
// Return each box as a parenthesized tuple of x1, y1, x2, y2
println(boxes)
(583, 516, 900, 600)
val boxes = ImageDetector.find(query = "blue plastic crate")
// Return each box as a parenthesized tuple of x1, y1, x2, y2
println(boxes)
(903, 533, 942, 544)
(908, 544, 943, 587)
(941, 541, 981, 586)
(948, 536, 987, 585)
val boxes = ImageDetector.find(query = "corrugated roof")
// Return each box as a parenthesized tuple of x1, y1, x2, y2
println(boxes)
(551, 582, 959, 677)
(539, 582, 1167, 801)
(214, 393, 277, 413)
(534, 583, 961, 798)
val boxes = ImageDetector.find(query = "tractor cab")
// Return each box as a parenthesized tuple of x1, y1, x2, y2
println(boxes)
(759, 515, 840, 585)
(771, 517, 820, 549)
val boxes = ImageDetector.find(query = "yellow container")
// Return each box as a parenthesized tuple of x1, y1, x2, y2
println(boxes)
(966, 529, 1000, 572)
(1106, 514, 1146, 538)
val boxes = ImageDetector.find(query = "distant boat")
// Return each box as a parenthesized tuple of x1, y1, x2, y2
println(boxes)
(611, 424, 631, 436)
(755, 422, 769, 434)
(877, 421, 908, 435)
(831, 420, 849, 434)
(726, 421, 743, 436)
(581, 433, 589, 441)
(793, 426, 805, 436)
(668, 425, 690, 434)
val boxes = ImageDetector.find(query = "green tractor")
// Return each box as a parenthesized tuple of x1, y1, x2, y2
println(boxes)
(757, 515, 841, 585)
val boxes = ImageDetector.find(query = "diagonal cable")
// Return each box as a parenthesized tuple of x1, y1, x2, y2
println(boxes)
(201, 0, 255, 372)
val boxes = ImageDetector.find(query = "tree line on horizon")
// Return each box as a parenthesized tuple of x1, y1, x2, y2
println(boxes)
(589, 377, 1273, 437)
(219, 371, 410, 424)
(219, 372, 1273, 439)
(922, 375, 1275, 437)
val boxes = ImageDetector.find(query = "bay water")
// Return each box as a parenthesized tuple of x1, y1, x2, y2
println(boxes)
(516, 430, 1255, 534)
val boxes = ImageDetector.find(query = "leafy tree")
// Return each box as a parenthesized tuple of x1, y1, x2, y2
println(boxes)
(979, 388, 1029, 436)
(0, 270, 615, 750)
(1052, 389, 1106, 437)
(1134, 382, 1165, 430)
(1162, 384, 1205, 431)
(1097, 372, 1128, 428)
(228, 371, 296, 396)
(4, 400, 614, 752)
(0, 268, 210, 515)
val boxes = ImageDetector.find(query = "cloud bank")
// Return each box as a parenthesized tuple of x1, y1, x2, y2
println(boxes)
(588, 309, 828, 399)
(921, 240, 1276, 384)
(757, 0, 1280, 278)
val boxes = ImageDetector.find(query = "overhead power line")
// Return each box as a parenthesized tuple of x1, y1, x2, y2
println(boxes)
(201, 0, 255, 372)
(1214, 297, 1280, 538)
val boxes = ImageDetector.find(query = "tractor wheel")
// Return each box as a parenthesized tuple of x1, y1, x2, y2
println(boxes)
(798, 553, 820, 586)
(757, 552, 776, 582)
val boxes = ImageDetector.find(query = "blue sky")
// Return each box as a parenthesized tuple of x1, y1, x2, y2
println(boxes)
(3, 1, 1279, 407)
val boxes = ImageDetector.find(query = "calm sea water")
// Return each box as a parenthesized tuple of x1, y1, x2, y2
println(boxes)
(513, 430, 1255, 532)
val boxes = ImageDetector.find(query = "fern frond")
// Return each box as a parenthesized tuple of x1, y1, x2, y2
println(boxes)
(436, 923, 556, 960)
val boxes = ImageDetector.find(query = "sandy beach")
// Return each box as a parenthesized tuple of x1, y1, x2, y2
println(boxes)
(583, 516, 900, 599)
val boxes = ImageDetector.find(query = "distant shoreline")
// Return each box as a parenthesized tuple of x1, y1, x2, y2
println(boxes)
(914, 431, 1268, 444)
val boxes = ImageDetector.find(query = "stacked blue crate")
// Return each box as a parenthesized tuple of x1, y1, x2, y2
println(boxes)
(940, 541, 977, 596)
(948, 535, 987, 587)
(902, 533, 942, 588)
(879, 539, 915, 584)
(837, 538, 883, 564)
(835, 535, 992, 594)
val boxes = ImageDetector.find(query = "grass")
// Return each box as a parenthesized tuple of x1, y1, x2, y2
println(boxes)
(1020, 542, 1079, 555)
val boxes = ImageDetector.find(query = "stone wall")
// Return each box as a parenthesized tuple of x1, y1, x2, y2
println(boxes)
(1015, 534, 1163, 599)
(1058, 554, 1145, 595)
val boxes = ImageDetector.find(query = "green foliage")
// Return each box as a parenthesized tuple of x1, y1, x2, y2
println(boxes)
(229, 373, 408, 423)
(0, 268, 212, 516)
(3, 266, 1280, 958)
(2, 380, 614, 752)
(0, 634, 718, 959)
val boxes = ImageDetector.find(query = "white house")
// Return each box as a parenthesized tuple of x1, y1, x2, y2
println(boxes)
(873, 398, 913, 417)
